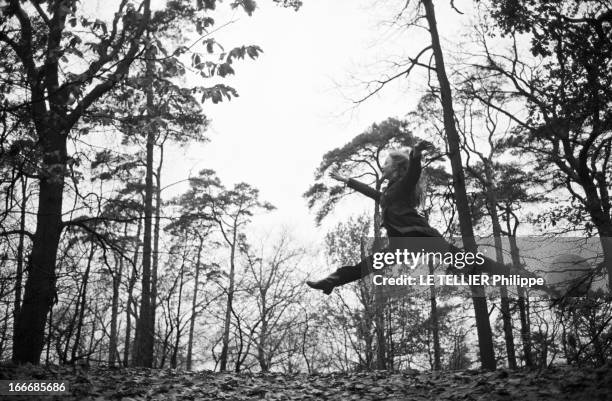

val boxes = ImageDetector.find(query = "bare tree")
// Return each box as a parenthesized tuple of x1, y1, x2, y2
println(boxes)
(243, 232, 305, 371)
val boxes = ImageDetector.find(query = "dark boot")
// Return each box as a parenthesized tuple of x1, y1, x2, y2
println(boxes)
(306, 264, 364, 295)
(306, 278, 335, 295)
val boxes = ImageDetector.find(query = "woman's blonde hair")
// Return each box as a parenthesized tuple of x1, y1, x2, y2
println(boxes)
(385, 149, 411, 166)
(384, 147, 426, 207)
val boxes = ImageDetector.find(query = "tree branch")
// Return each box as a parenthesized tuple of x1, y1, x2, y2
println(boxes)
(355, 45, 433, 104)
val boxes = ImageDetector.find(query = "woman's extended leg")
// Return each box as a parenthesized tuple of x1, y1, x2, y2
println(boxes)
(307, 232, 552, 295)
(307, 233, 453, 294)
(305, 263, 366, 294)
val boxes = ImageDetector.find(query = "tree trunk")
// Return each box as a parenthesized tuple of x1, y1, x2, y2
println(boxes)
(150, 142, 164, 348)
(158, 328, 170, 368)
(13, 177, 27, 343)
(219, 239, 237, 371)
(45, 306, 53, 364)
(124, 215, 142, 366)
(109, 253, 123, 366)
(257, 294, 269, 372)
(508, 231, 533, 367)
(13, 131, 66, 364)
(132, 45, 156, 367)
(373, 184, 387, 370)
(359, 239, 375, 369)
(0, 304, 8, 359)
(484, 165, 517, 369)
(61, 294, 79, 363)
(422, 0, 496, 370)
(428, 259, 441, 371)
(71, 244, 95, 362)
(186, 236, 204, 370)
(170, 261, 185, 369)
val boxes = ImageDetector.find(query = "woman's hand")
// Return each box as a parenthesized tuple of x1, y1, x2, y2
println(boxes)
(414, 140, 435, 153)
(330, 172, 349, 183)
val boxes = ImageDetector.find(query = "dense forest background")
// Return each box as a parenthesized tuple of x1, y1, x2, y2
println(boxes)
(0, 0, 611, 376)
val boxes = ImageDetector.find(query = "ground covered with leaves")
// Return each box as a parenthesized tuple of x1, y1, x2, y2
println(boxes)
(1, 363, 611, 400)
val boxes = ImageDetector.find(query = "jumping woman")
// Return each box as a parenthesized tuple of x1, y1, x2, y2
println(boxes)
(306, 140, 460, 294)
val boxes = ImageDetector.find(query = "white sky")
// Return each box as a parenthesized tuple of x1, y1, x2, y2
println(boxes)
(92, 0, 476, 245)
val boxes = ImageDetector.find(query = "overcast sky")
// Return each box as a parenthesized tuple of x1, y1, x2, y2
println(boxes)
(93, 0, 475, 245)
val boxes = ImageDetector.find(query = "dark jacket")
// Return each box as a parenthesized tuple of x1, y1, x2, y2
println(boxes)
(347, 149, 440, 237)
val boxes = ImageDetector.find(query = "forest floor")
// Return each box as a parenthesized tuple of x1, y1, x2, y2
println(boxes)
(1, 363, 611, 400)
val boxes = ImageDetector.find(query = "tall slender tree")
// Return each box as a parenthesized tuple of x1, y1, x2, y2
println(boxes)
(422, 0, 496, 369)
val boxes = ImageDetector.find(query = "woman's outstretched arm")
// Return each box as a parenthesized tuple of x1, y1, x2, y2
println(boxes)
(397, 148, 422, 192)
(330, 173, 381, 201)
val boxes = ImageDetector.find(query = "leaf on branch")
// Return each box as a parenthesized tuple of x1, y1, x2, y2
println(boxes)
(198, 85, 239, 104)
(226, 45, 263, 64)
(231, 0, 257, 16)
(217, 63, 235, 77)
(206, 39, 215, 54)
(200, 0, 216, 11)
